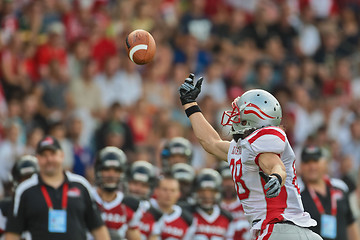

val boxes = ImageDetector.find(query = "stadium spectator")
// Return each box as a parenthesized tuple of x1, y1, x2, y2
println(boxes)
(0, 33, 26, 100)
(0, 121, 24, 189)
(94, 102, 134, 153)
(94, 55, 123, 108)
(48, 122, 74, 171)
(118, 60, 143, 107)
(35, 22, 67, 79)
(69, 59, 103, 115)
(197, 61, 227, 105)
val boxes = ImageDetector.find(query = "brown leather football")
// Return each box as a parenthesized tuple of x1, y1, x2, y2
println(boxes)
(125, 29, 156, 65)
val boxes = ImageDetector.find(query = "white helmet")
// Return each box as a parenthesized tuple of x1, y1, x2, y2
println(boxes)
(221, 89, 282, 135)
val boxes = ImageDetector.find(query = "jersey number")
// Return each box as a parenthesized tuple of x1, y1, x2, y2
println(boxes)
(231, 158, 250, 200)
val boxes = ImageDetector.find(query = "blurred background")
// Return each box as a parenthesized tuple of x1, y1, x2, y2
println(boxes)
(0, 0, 360, 222)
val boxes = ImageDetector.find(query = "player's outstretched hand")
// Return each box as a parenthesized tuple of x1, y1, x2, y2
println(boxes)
(179, 73, 204, 105)
(260, 172, 281, 198)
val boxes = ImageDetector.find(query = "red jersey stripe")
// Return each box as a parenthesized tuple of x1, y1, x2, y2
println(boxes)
(259, 177, 287, 231)
(248, 128, 285, 144)
(262, 224, 274, 240)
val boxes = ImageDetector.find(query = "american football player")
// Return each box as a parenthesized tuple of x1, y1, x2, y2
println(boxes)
(218, 162, 250, 240)
(170, 163, 196, 207)
(0, 155, 38, 239)
(127, 160, 163, 240)
(179, 74, 322, 240)
(93, 147, 142, 240)
(161, 137, 193, 173)
(192, 168, 234, 240)
(152, 175, 195, 240)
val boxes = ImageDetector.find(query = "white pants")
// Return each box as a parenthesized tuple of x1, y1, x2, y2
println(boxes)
(253, 223, 323, 240)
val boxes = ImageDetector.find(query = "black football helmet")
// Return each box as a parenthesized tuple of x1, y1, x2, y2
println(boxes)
(95, 147, 127, 192)
(161, 137, 193, 172)
(127, 160, 156, 199)
(12, 155, 39, 188)
(194, 168, 222, 210)
(171, 163, 195, 202)
(171, 163, 195, 183)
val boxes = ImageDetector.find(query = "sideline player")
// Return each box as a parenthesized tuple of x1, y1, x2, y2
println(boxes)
(161, 137, 193, 173)
(179, 74, 322, 239)
(218, 162, 250, 240)
(191, 168, 234, 239)
(170, 163, 196, 207)
(92, 147, 142, 240)
(127, 160, 163, 240)
(0, 155, 39, 239)
(151, 176, 195, 240)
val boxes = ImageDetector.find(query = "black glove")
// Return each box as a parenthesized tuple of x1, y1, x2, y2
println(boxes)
(179, 73, 204, 105)
(259, 172, 281, 198)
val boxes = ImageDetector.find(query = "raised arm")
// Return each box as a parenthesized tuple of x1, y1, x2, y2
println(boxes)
(179, 74, 230, 161)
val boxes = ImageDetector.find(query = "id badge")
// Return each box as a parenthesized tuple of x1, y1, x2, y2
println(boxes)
(48, 209, 67, 233)
(321, 214, 337, 239)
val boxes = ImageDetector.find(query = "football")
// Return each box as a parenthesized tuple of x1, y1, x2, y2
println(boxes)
(125, 29, 156, 65)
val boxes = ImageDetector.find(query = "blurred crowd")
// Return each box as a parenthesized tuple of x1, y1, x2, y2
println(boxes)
(0, 0, 360, 212)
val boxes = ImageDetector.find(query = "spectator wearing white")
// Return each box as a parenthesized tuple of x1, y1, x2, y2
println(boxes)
(197, 61, 227, 105)
(296, 6, 321, 56)
(0, 121, 24, 189)
(118, 60, 143, 107)
(70, 59, 103, 115)
(94, 56, 123, 108)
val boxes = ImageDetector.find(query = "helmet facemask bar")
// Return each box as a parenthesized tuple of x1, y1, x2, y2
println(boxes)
(221, 99, 241, 127)
(96, 167, 124, 192)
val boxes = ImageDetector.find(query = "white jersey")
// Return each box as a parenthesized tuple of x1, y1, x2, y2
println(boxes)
(227, 126, 317, 231)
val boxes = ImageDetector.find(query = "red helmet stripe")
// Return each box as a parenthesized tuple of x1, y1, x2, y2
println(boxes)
(244, 110, 265, 120)
(247, 103, 275, 119)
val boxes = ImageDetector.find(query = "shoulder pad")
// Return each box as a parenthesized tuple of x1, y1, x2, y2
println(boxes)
(181, 208, 194, 226)
(246, 127, 286, 144)
(148, 206, 163, 221)
(122, 196, 140, 212)
(220, 208, 233, 222)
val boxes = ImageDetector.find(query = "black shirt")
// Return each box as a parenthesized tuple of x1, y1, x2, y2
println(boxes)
(301, 179, 355, 240)
(0, 197, 12, 235)
(6, 172, 104, 240)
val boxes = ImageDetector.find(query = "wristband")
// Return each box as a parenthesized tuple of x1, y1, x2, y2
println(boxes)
(185, 105, 201, 117)
(270, 173, 282, 185)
